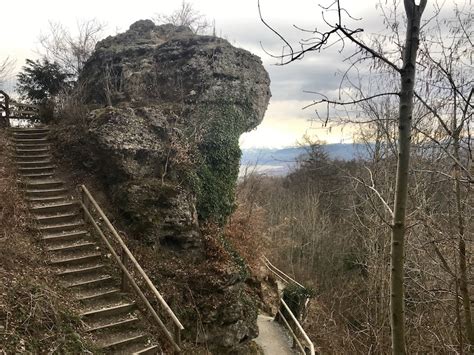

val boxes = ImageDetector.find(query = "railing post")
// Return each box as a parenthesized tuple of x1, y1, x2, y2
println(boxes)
(79, 186, 86, 221)
(0, 91, 10, 128)
(174, 324, 181, 347)
(5, 93, 9, 120)
(121, 249, 128, 291)
(174, 324, 181, 354)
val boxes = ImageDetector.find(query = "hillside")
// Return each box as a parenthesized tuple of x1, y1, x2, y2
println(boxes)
(0, 130, 95, 353)
(240, 143, 368, 175)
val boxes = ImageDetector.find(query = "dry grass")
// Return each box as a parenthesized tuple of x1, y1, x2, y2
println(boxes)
(0, 129, 94, 354)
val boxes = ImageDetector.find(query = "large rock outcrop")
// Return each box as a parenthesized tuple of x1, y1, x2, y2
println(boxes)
(78, 20, 270, 249)
(59, 20, 271, 352)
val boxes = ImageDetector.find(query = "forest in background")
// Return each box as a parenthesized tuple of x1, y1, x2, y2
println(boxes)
(234, 121, 472, 352)
(230, 0, 472, 352)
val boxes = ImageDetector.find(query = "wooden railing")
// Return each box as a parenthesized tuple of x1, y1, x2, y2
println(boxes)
(10, 101, 40, 119)
(0, 90, 40, 123)
(78, 185, 184, 352)
(262, 256, 315, 355)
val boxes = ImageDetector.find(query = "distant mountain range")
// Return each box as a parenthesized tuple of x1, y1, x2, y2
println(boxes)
(240, 143, 368, 175)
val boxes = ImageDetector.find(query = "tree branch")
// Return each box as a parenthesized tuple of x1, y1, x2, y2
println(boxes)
(302, 91, 400, 109)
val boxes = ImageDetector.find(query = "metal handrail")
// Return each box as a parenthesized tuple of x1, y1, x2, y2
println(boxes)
(262, 255, 305, 289)
(279, 299, 315, 355)
(263, 255, 315, 355)
(78, 184, 184, 352)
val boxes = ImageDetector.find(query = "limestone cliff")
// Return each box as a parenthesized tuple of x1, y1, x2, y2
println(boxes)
(57, 20, 271, 352)
(78, 19, 270, 248)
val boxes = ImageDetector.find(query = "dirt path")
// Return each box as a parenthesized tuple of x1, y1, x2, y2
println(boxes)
(255, 314, 296, 355)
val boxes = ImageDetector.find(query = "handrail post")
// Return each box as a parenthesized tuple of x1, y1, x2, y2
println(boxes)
(121, 249, 128, 291)
(174, 324, 181, 354)
(5, 93, 10, 120)
(0, 90, 10, 127)
(78, 185, 86, 221)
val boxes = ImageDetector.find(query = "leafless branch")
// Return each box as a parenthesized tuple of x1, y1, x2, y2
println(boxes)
(302, 92, 400, 110)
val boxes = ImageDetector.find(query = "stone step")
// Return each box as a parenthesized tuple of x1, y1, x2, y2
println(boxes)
(56, 264, 106, 277)
(39, 221, 85, 234)
(76, 287, 122, 302)
(27, 195, 69, 203)
(81, 302, 136, 319)
(18, 165, 56, 172)
(49, 251, 102, 266)
(25, 187, 67, 197)
(15, 147, 50, 155)
(16, 160, 53, 167)
(14, 143, 50, 149)
(25, 179, 64, 190)
(13, 137, 49, 143)
(12, 127, 49, 132)
(15, 154, 52, 161)
(96, 331, 147, 351)
(12, 131, 48, 136)
(63, 274, 114, 289)
(41, 230, 89, 243)
(86, 315, 140, 333)
(20, 172, 55, 179)
(12, 137, 49, 143)
(10, 127, 50, 134)
(13, 136, 49, 142)
(31, 201, 77, 214)
(35, 211, 79, 225)
(46, 240, 96, 252)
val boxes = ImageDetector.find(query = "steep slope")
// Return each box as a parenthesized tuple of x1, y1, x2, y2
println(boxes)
(9, 126, 161, 353)
(0, 129, 94, 353)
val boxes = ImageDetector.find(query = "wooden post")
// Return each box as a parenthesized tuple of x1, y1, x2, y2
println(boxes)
(79, 186, 86, 221)
(5, 93, 9, 120)
(0, 91, 10, 128)
(121, 250, 128, 291)
(174, 324, 181, 354)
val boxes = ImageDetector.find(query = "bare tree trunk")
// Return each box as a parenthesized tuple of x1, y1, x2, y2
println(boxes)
(455, 257, 464, 354)
(391, 1, 427, 354)
(452, 97, 474, 348)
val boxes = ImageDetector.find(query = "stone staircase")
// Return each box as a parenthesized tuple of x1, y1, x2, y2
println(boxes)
(11, 126, 161, 354)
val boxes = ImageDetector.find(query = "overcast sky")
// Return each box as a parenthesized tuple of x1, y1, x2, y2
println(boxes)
(1, 0, 459, 148)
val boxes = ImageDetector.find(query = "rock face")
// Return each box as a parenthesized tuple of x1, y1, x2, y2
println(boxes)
(70, 20, 271, 351)
(79, 20, 270, 248)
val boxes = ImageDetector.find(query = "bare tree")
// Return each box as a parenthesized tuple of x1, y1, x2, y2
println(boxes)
(154, 1, 211, 35)
(259, 0, 429, 352)
(38, 19, 105, 78)
(414, 4, 474, 347)
(0, 56, 16, 89)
